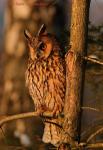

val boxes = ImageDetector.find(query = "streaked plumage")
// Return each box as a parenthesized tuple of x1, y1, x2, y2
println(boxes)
(24, 24, 66, 146)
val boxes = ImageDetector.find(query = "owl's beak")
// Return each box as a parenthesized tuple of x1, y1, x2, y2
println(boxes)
(24, 30, 32, 41)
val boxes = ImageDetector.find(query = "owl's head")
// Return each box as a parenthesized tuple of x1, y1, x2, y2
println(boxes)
(24, 24, 60, 60)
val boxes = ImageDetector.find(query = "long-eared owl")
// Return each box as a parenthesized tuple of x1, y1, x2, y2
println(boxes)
(24, 24, 66, 146)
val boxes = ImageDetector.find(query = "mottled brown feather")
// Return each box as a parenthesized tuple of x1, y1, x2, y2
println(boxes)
(25, 25, 66, 146)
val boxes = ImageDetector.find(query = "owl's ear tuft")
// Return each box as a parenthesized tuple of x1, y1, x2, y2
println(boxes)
(37, 24, 47, 36)
(24, 30, 32, 41)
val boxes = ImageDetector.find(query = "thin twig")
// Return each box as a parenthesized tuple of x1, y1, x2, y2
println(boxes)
(82, 106, 101, 112)
(72, 142, 103, 149)
(0, 111, 55, 127)
(84, 56, 103, 65)
(85, 143, 103, 149)
(0, 127, 7, 144)
(87, 127, 103, 143)
(0, 127, 5, 138)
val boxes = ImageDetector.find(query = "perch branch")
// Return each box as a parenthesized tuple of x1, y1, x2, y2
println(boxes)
(0, 107, 102, 128)
(0, 111, 56, 127)
(84, 56, 103, 65)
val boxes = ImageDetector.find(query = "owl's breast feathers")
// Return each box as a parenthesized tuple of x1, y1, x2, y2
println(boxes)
(26, 53, 66, 114)
(25, 24, 66, 146)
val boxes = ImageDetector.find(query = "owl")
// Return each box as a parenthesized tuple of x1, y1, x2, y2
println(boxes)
(24, 24, 66, 146)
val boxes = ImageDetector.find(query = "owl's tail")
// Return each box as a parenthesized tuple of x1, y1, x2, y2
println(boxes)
(42, 121, 62, 146)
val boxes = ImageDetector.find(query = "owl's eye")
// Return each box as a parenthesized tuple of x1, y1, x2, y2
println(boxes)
(38, 42, 46, 51)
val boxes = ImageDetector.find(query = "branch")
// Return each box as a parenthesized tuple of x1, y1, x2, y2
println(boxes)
(82, 143, 103, 149)
(71, 142, 103, 149)
(65, 142, 103, 149)
(87, 127, 103, 143)
(84, 56, 103, 65)
(82, 106, 101, 112)
(0, 111, 55, 127)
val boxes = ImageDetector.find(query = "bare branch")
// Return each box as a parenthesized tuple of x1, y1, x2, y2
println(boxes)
(0, 111, 56, 127)
(72, 143, 103, 149)
(84, 143, 103, 149)
(84, 56, 103, 65)
(82, 106, 101, 112)
(87, 127, 103, 143)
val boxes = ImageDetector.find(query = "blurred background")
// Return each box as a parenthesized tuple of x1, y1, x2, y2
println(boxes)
(0, 0, 103, 149)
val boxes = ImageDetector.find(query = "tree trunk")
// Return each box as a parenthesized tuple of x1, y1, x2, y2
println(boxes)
(60, 0, 91, 149)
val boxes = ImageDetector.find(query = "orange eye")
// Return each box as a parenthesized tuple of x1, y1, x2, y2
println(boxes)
(38, 42, 47, 51)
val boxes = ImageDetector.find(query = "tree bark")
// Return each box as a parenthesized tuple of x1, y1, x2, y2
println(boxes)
(60, 0, 91, 149)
